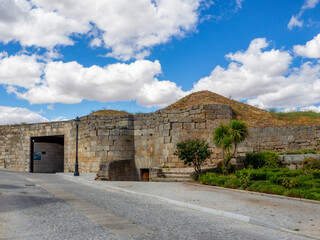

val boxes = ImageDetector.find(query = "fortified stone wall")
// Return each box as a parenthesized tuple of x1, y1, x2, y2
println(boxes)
(0, 121, 71, 171)
(240, 126, 320, 154)
(0, 115, 134, 173)
(76, 115, 134, 172)
(1, 105, 320, 175)
(133, 105, 233, 170)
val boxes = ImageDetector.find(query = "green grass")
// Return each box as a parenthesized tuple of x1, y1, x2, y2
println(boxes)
(272, 111, 320, 120)
(278, 149, 318, 155)
(199, 168, 320, 201)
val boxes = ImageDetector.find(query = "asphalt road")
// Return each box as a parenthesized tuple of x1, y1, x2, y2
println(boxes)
(0, 169, 318, 240)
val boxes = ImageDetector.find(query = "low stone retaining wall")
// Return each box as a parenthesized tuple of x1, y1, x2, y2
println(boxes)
(279, 154, 320, 170)
(95, 159, 139, 181)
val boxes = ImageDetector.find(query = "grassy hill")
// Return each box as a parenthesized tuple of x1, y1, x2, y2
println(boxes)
(90, 110, 131, 116)
(164, 91, 320, 127)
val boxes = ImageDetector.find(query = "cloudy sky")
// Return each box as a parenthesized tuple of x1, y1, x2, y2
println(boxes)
(0, 0, 320, 124)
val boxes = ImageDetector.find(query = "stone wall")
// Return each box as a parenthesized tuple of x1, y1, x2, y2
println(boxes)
(0, 115, 134, 173)
(133, 105, 233, 172)
(0, 121, 70, 171)
(1, 105, 320, 178)
(239, 126, 320, 154)
(279, 154, 320, 170)
(76, 115, 134, 173)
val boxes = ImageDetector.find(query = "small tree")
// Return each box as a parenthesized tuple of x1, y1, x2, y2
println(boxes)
(213, 120, 248, 174)
(174, 139, 212, 175)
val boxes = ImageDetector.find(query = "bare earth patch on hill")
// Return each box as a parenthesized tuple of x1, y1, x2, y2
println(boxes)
(90, 110, 131, 116)
(164, 91, 320, 127)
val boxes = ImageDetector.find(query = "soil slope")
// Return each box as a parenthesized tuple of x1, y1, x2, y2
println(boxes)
(90, 110, 131, 116)
(164, 91, 320, 127)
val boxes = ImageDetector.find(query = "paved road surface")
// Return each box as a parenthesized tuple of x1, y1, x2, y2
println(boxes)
(0, 169, 319, 240)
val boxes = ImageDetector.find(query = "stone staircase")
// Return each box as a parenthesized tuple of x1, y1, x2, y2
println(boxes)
(151, 167, 195, 182)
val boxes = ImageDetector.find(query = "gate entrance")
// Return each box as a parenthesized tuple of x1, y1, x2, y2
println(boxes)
(141, 169, 149, 182)
(30, 135, 64, 173)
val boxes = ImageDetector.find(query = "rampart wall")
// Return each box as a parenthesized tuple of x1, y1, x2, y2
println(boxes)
(1, 105, 319, 177)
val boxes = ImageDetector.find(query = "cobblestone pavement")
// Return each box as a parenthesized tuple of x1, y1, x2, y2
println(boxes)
(0, 169, 318, 240)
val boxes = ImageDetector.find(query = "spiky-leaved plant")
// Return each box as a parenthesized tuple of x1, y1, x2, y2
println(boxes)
(213, 120, 248, 174)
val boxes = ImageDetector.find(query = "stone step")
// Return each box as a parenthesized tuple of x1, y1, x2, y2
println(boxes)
(161, 168, 195, 174)
(162, 173, 191, 178)
(154, 177, 194, 182)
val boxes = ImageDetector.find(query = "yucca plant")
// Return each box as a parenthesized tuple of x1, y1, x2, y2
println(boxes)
(213, 120, 248, 174)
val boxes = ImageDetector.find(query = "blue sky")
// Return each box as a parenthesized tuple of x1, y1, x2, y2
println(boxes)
(0, 0, 320, 124)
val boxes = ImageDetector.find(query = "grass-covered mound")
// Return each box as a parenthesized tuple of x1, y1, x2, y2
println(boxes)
(163, 91, 320, 127)
(199, 168, 320, 201)
(90, 110, 131, 116)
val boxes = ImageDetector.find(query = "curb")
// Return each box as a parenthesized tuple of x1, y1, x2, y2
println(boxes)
(187, 182, 320, 205)
(58, 173, 320, 240)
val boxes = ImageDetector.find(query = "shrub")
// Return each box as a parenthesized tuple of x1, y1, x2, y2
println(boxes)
(263, 151, 281, 168)
(284, 189, 306, 198)
(243, 152, 265, 169)
(199, 172, 230, 186)
(304, 191, 320, 201)
(224, 176, 241, 188)
(247, 182, 286, 195)
(309, 170, 320, 179)
(302, 157, 320, 170)
(235, 169, 254, 188)
(243, 151, 280, 169)
(175, 139, 212, 175)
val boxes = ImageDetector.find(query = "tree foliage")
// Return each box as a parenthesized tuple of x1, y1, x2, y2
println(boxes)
(213, 120, 248, 174)
(174, 139, 212, 175)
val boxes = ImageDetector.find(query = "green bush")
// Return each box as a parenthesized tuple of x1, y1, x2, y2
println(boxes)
(302, 157, 320, 170)
(263, 151, 281, 168)
(247, 182, 286, 195)
(199, 168, 320, 201)
(243, 151, 280, 169)
(224, 176, 241, 188)
(243, 152, 265, 169)
(304, 191, 320, 201)
(284, 188, 306, 198)
(199, 172, 227, 186)
(309, 170, 320, 179)
(299, 179, 320, 189)
(199, 173, 242, 188)
(175, 139, 212, 175)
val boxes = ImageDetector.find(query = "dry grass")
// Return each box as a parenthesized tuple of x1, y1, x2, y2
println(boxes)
(90, 110, 131, 116)
(164, 91, 320, 127)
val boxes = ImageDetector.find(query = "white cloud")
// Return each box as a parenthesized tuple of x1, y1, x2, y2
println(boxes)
(137, 80, 186, 107)
(90, 38, 102, 48)
(300, 105, 320, 112)
(193, 38, 292, 99)
(1, 55, 183, 107)
(0, 0, 88, 49)
(294, 33, 320, 58)
(302, 0, 319, 10)
(0, 106, 48, 125)
(0, 0, 205, 60)
(51, 116, 68, 122)
(236, 0, 244, 9)
(192, 37, 320, 110)
(288, 0, 319, 30)
(288, 15, 303, 30)
(243, 61, 320, 109)
(0, 53, 44, 88)
(2, 35, 320, 112)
